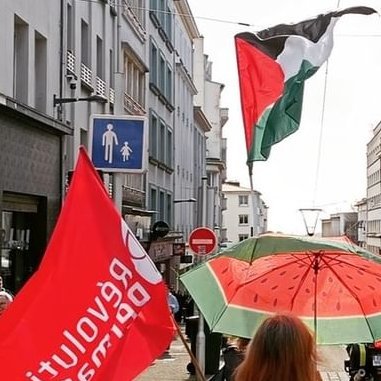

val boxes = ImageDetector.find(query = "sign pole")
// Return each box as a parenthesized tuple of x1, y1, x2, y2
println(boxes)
(196, 176, 208, 378)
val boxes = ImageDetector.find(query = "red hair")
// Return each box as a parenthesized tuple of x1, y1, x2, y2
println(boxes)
(234, 314, 319, 381)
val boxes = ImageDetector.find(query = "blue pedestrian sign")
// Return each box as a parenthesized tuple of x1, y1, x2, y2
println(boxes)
(89, 115, 147, 173)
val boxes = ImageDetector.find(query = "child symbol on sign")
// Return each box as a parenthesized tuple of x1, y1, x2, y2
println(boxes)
(120, 141, 133, 162)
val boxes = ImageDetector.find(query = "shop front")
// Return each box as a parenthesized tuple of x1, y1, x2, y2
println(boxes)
(0, 100, 71, 293)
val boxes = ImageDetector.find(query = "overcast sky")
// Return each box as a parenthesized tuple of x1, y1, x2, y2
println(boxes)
(186, 0, 381, 234)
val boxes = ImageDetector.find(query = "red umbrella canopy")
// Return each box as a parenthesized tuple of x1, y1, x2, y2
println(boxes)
(181, 234, 381, 344)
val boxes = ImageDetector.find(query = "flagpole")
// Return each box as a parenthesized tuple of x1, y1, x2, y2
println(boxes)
(172, 317, 207, 381)
(248, 163, 257, 237)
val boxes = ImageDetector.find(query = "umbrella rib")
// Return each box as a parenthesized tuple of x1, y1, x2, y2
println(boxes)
(289, 254, 316, 312)
(320, 255, 376, 342)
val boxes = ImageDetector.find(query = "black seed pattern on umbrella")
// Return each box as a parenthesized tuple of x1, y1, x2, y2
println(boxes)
(260, 278, 268, 284)
(354, 286, 361, 291)
(254, 294, 258, 303)
(358, 270, 364, 275)
(280, 271, 287, 276)
(305, 288, 311, 294)
(288, 286, 295, 290)
(328, 277, 333, 283)
(369, 285, 376, 291)
(377, 278, 381, 283)
(311, 302, 315, 311)
(336, 302, 341, 311)
(322, 291, 328, 297)
(346, 275, 354, 280)
(273, 298, 277, 307)
(227, 280, 234, 287)
(222, 267, 228, 274)
(272, 285, 279, 290)
(339, 288, 343, 294)
(373, 298, 378, 307)
(293, 275, 300, 280)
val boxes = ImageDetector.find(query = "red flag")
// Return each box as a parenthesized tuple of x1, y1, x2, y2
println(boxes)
(0, 147, 175, 380)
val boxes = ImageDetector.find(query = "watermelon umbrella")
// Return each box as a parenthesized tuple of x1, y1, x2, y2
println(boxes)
(180, 234, 381, 344)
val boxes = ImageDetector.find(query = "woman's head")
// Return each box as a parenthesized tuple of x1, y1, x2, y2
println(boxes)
(234, 314, 318, 381)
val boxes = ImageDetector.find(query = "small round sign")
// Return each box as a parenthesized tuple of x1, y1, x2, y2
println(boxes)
(188, 227, 217, 256)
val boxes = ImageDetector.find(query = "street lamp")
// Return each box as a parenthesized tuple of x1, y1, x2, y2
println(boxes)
(53, 94, 108, 107)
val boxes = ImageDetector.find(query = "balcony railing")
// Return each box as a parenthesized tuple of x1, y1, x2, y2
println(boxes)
(81, 63, 93, 90)
(124, 92, 145, 115)
(96, 76, 106, 98)
(109, 88, 115, 105)
(67, 50, 76, 74)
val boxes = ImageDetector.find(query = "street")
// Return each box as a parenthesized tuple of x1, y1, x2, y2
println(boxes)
(318, 345, 349, 381)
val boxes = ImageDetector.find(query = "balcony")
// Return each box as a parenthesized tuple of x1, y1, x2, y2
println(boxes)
(67, 50, 76, 75)
(96, 77, 106, 98)
(80, 63, 93, 91)
(124, 92, 145, 115)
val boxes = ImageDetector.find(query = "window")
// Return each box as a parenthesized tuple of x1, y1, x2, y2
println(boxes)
(239, 215, 249, 225)
(239, 195, 248, 206)
(166, 193, 172, 226)
(166, 128, 172, 168)
(34, 31, 47, 112)
(159, 120, 166, 163)
(166, 66, 172, 102)
(238, 234, 249, 242)
(158, 0, 165, 25)
(128, 0, 145, 28)
(96, 36, 104, 79)
(149, 40, 158, 86)
(14, 15, 29, 103)
(165, 6, 172, 40)
(159, 190, 165, 221)
(124, 50, 146, 111)
(67, 4, 74, 51)
(81, 20, 90, 66)
(159, 54, 165, 93)
(149, 111, 158, 159)
(150, 187, 158, 222)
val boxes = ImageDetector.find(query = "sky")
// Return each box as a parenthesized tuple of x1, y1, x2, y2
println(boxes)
(186, 0, 381, 235)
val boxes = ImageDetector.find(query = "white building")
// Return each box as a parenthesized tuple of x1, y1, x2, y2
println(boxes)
(366, 121, 381, 254)
(222, 181, 268, 245)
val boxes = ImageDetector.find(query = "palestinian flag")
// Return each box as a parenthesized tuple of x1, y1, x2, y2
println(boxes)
(235, 6, 376, 164)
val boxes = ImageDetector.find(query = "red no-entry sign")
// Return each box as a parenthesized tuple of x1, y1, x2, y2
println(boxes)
(188, 227, 217, 256)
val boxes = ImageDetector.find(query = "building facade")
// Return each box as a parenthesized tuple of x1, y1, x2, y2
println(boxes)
(221, 181, 268, 246)
(0, 0, 227, 292)
(0, 0, 72, 292)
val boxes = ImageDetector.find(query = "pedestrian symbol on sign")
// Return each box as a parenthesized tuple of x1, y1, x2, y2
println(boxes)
(102, 123, 119, 164)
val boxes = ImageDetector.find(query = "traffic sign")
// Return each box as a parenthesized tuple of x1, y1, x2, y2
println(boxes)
(89, 114, 147, 173)
(188, 227, 217, 256)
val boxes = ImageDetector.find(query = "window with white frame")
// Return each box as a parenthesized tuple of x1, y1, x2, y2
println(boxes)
(239, 215, 249, 225)
(124, 50, 146, 109)
(239, 195, 249, 206)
